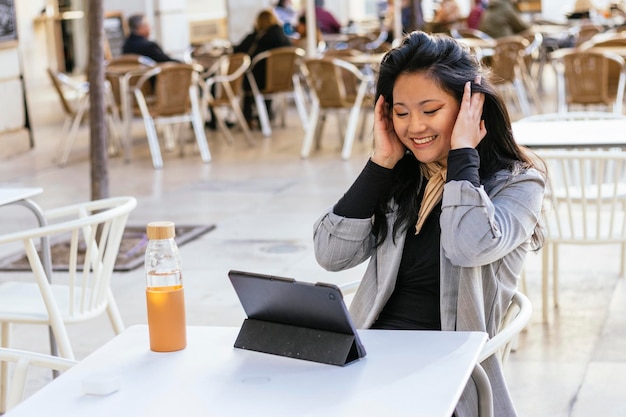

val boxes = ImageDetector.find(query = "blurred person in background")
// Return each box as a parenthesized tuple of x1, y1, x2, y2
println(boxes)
(234, 9, 292, 127)
(402, 0, 425, 32)
(123, 14, 178, 62)
(479, 0, 529, 38)
(315, 0, 342, 34)
(274, 0, 298, 34)
(466, 0, 487, 30)
(293, 14, 323, 49)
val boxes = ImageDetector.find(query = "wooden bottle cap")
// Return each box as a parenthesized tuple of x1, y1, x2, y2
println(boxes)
(146, 221, 176, 240)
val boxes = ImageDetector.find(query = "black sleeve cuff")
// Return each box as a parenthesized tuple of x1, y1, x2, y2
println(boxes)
(447, 148, 480, 187)
(333, 159, 394, 218)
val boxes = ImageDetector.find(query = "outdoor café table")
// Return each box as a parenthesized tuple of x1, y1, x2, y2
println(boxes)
(5, 325, 488, 417)
(0, 188, 58, 358)
(512, 117, 626, 148)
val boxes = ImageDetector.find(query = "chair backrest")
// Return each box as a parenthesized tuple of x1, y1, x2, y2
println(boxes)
(580, 32, 626, 48)
(105, 55, 157, 108)
(303, 57, 370, 108)
(537, 149, 626, 244)
(0, 347, 77, 411)
(249, 46, 305, 94)
(572, 23, 605, 46)
(206, 52, 251, 105)
(554, 50, 626, 113)
(478, 291, 532, 363)
(0, 197, 137, 323)
(135, 63, 197, 116)
(46, 68, 88, 117)
(487, 36, 529, 84)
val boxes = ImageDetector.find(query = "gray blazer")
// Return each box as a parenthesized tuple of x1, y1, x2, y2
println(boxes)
(313, 167, 545, 417)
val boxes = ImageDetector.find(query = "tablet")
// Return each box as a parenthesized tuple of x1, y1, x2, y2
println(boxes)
(228, 270, 366, 365)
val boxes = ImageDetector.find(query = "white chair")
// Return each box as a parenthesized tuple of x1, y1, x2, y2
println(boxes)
(300, 57, 374, 160)
(133, 62, 211, 169)
(0, 347, 77, 412)
(0, 196, 137, 361)
(338, 282, 531, 364)
(537, 149, 626, 321)
(47, 69, 122, 166)
(477, 291, 532, 364)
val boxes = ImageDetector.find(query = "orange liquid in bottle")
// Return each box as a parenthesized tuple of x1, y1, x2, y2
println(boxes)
(146, 285, 187, 352)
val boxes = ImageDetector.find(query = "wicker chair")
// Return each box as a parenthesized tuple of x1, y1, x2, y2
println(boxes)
(245, 46, 308, 137)
(47, 69, 122, 166)
(300, 57, 373, 160)
(133, 62, 211, 169)
(201, 53, 255, 146)
(552, 49, 626, 115)
(483, 35, 538, 117)
(105, 54, 157, 162)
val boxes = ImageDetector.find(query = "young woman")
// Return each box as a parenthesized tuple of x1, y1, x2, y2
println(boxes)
(313, 31, 545, 417)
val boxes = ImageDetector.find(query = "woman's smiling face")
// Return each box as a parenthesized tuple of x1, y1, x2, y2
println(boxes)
(391, 72, 461, 165)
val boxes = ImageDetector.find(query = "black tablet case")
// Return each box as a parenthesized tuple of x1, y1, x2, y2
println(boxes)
(228, 270, 366, 366)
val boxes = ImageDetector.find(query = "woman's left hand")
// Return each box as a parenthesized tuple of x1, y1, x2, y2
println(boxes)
(451, 78, 486, 150)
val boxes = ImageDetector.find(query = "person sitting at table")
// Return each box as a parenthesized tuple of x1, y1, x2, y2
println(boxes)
(273, 0, 297, 34)
(233, 9, 292, 128)
(466, 0, 487, 30)
(478, 0, 529, 38)
(312, 30, 546, 417)
(314, 0, 342, 34)
(122, 14, 178, 63)
(292, 14, 323, 50)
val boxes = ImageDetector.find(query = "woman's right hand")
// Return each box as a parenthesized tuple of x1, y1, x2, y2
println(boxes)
(371, 96, 405, 169)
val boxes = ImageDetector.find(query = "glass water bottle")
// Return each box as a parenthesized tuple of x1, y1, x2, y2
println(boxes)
(144, 221, 187, 352)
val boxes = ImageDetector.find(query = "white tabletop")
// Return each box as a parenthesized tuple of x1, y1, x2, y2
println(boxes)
(7, 325, 486, 417)
(0, 188, 42, 207)
(512, 118, 626, 148)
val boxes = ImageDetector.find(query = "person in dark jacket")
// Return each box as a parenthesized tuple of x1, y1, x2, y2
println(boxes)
(122, 14, 177, 62)
(478, 0, 529, 39)
(234, 9, 292, 126)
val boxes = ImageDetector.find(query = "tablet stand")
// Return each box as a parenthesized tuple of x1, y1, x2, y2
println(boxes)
(234, 318, 361, 366)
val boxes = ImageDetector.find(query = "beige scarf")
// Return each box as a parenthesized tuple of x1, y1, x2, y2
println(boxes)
(415, 162, 447, 235)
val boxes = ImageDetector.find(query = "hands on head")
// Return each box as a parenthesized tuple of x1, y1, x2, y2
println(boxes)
(371, 76, 486, 169)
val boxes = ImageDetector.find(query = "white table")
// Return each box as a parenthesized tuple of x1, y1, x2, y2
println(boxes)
(512, 118, 626, 148)
(6, 325, 487, 417)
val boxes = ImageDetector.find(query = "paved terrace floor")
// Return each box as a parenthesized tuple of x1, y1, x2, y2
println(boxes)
(0, 69, 625, 417)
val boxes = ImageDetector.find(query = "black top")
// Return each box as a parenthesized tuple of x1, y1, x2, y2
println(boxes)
(333, 148, 480, 330)
(122, 34, 177, 63)
(234, 25, 292, 91)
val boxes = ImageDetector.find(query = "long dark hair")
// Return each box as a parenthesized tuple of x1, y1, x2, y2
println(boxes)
(372, 31, 544, 248)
